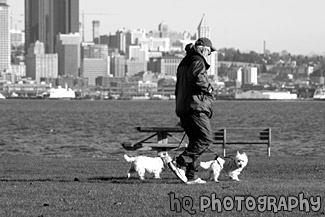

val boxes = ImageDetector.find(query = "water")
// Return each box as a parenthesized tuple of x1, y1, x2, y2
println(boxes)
(0, 100, 324, 157)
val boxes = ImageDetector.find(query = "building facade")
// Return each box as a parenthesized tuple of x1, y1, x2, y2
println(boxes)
(242, 67, 258, 85)
(56, 33, 80, 77)
(92, 20, 100, 43)
(0, 1, 10, 73)
(25, 41, 58, 82)
(83, 58, 110, 86)
(110, 55, 126, 77)
(25, 0, 79, 54)
(197, 13, 218, 79)
(197, 14, 210, 39)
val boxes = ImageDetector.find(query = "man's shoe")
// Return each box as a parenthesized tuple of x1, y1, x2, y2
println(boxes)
(168, 161, 188, 183)
(186, 178, 206, 184)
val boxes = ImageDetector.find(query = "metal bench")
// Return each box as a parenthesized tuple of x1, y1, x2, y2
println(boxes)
(121, 126, 272, 156)
(121, 126, 187, 153)
(214, 128, 272, 157)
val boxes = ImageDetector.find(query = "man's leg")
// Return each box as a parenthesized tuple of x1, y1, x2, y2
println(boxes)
(177, 113, 213, 181)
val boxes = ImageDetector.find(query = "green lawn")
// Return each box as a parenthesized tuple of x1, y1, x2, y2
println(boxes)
(0, 153, 324, 217)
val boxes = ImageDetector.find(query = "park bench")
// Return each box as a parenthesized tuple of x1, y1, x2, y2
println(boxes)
(121, 126, 272, 156)
(213, 128, 272, 157)
(121, 126, 187, 152)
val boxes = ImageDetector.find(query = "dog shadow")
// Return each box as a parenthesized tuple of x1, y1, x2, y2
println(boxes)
(87, 176, 181, 184)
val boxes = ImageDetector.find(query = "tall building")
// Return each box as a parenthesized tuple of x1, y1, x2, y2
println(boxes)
(92, 20, 100, 43)
(81, 43, 109, 85)
(197, 14, 210, 39)
(25, 0, 79, 54)
(243, 67, 258, 85)
(82, 44, 108, 59)
(11, 29, 25, 47)
(127, 45, 148, 61)
(197, 14, 217, 79)
(158, 21, 169, 38)
(83, 58, 110, 86)
(56, 33, 80, 77)
(25, 41, 58, 82)
(110, 55, 126, 77)
(0, 0, 11, 73)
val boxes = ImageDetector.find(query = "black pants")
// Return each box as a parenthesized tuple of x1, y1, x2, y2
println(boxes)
(176, 112, 213, 180)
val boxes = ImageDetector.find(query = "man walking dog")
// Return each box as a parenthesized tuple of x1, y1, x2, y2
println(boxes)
(167, 37, 218, 184)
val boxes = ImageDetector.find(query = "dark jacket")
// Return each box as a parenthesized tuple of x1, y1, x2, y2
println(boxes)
(175, 44, 214, 118)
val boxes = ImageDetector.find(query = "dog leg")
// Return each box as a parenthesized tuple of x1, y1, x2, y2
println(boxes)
(213, 170, 220, 182)
(229, 172, 240, 181)
(153, 172, 161, 179)
(127, 165, 136, 179)
(137, 168, 145, 180)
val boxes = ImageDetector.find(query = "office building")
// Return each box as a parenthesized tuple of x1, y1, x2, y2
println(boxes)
(158, 21, 169, 38)
(56, 33, 80, 77)
(110, 55, 126, 77)
(126, 60, 147, 77)
(25, 0, 79, 54)
(126, 29, 146, 45)
(148, 56, 182, 76)
(127, 45, 148, 61)
(25, 41, 58, 82)
(0, 1, 10, 73)
(243, 67, 258, 85)
(10, 29, 25, 47)
(82, 44, 108, 59)
(92, 20, 100, 43)
(137, 37, 170, 52)
(83, 57, 110, 86)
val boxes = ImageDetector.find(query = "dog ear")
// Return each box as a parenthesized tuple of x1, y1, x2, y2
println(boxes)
(236, 151, 240, 156)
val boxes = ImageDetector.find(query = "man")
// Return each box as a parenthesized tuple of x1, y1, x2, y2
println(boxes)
(168, 37, 217, 184)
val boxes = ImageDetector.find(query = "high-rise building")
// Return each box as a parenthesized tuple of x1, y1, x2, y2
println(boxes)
(0, 0, 11, 73)
(110, 55, 126, 77)
(10, 29, 25, 47)
(197, 14, 210, 39)
(55, 33, 80, 77)
(127, 45, 148, 61)
(158, 21, 169, 38)
(197, 14, 217, 79)
(25, 41, 58, 82)
(25, 0, 79, 54)
(83, 58, 110, 86)
(92, 20, 100, 44)
(243, 67, 258, 85)
(82, 44, 108, 59)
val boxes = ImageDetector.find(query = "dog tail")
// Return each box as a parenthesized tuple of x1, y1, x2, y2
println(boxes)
(200, 161, 213, 169)
(123, 154, 135, 162)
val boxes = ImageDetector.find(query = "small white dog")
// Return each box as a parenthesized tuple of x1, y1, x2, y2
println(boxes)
(200, 151, 248, 182)
(123, 152, 171, 180)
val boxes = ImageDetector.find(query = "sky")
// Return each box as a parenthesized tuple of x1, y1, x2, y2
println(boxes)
(7, 0, 325, 56)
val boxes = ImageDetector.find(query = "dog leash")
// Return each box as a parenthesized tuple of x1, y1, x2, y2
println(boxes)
(173, 132, 186, 151)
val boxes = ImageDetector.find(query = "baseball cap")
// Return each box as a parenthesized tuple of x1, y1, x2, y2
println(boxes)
(195, 37, 217, 52)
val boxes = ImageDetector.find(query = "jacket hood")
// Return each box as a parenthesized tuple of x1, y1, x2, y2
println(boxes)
(184, 43, 210, 69)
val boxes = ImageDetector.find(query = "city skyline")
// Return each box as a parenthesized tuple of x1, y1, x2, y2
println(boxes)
(7, 0, 325, 56)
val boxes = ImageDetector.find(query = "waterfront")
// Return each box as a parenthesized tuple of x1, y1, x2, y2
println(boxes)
(0, 100, 324, 157)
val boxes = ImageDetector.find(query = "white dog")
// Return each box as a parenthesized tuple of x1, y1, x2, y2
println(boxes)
(200, 151, 248, 182)
(123, 152, 171, 180)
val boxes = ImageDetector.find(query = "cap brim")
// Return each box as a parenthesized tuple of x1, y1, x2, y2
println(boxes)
(210, 46, 217, 52)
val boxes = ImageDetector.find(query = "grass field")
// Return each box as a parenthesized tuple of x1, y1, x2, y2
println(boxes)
(0, 153, 324, 217)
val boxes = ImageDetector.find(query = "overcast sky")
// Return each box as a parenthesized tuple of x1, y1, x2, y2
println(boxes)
(7, 0, 325, 56)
